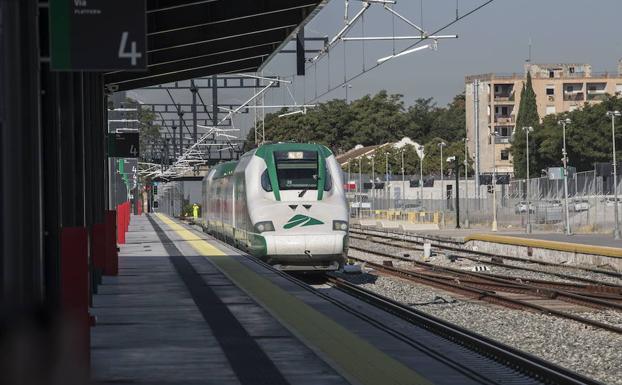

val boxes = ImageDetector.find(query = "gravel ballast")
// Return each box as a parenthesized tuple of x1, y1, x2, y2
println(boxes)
(335, 265, 622, 384)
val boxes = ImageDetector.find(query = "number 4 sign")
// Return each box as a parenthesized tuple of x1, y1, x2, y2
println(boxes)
(118, 32, 143, 66)
(50, 0, 146, 71)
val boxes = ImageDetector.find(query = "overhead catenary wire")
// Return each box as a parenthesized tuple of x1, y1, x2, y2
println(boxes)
(307, 0, 494, 103)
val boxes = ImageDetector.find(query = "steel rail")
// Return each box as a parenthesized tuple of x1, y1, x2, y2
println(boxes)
(346, 253, 622, 335)
(326, 276, 603, 385)
(348, 244, 622, 311)
(350, 227, 622, 281)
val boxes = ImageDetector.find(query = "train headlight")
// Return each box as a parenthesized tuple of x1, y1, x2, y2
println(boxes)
(254, 221, 275, 233)
(333, 220, 348, 231)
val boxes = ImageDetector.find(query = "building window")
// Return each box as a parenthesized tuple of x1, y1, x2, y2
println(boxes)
(500, 150, 509, 161)
(549, 70, 555, 78)
(496, 126, 512, 137)
(569, 67, 575, 74)
(546, 87, 554, 95)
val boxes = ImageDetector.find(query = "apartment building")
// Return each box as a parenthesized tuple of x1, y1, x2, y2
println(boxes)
(465, 61, 622, 175)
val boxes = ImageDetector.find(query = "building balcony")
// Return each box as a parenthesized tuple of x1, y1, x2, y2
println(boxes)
(494, 94, 515, 102)
(563, 93, 585, 101)
(495, 136, 511, 144)
(494, 115, 514, 123)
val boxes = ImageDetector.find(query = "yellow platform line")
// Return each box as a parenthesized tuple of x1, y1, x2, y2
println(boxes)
(465, 233, 622, 259)
(155, 214, 431, 385)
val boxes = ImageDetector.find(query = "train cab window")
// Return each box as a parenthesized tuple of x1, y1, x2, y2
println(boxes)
(274, 151, 318, 190)
(323, 167, 332, 191)
(261, 169, 272, 192)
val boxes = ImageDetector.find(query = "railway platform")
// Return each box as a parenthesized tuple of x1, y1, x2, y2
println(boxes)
(90, 214, 546, 385)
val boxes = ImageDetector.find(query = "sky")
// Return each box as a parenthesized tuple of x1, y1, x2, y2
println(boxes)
(130, 0, 622, 138)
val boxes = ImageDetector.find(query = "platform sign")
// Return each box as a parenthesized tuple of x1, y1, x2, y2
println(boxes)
(49, 0, 147, 71)
(108, 133, 139, 158)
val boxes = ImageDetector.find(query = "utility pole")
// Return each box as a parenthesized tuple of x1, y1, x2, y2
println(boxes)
(418, 144, 424, 204)
(171, 126, 177, 159)
(491, 131, 498, 232)
(371, 155, 375, 210)
(454, 155, 461, 228)
(607, 111, 621, 239)
(212, 74, 218, 127)
(190, 80, 198, 143)
(523, 126, 533, 234)
(438, 141, 446, 227)
(401, 149, 405, 210)
(473, 79, 480, 200)
(385, 152, 389, 210)
(358, 157, 362, 219)
(464, 138, 470, 228)
(178, 107, 184, 154)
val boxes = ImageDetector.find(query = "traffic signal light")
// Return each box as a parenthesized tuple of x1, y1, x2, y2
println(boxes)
(153, 185, 158, 195)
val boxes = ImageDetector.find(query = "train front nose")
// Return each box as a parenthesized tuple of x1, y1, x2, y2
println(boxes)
(267, 233, 344, 256)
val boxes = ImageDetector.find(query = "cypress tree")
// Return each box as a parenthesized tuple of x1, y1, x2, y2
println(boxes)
(512, 71, 540, 178)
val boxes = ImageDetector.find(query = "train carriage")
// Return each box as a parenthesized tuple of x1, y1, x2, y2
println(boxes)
(202, 143, 349, 271)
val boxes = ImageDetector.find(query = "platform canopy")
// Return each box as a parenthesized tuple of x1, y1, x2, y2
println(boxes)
(104, 0, 324, 91)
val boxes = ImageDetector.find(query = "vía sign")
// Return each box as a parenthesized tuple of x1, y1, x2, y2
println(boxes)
(108, 133, 139, 158)
(50, 0, 147, 71)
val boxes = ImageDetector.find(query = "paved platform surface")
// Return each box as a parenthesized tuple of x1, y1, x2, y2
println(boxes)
(91, 214, 540, 385)
(91, 215, 346, 385)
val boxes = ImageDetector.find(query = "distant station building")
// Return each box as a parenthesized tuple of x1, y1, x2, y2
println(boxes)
(465, 61, 622, 175)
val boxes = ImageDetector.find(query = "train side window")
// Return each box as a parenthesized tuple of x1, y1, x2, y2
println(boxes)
(323, 167, 332, 191)
(261, 169, 273, 192)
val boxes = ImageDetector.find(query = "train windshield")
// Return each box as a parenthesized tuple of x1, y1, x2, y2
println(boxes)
(274, 151, 319, 190)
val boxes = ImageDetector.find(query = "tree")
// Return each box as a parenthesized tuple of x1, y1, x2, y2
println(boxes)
(429, 93, 466, 141)
(533, 94, 622, 173)
(512, 72, 540, 178)
(125, 99, 162, 163)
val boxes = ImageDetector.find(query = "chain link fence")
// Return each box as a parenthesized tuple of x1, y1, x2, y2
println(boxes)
(347, 170, 622, 233)
(155, 182, 185, 217)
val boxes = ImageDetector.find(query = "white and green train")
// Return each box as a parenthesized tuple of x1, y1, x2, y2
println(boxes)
(201, 143, 349, 271)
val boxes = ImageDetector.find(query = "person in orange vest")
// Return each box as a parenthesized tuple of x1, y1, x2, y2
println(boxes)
(192, 203, 199, 220)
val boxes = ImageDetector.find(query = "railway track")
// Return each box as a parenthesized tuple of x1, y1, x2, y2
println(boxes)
(346, 246, 622, 335)
(238, 252, 602, 384)
(325, 276, 603, 385)
(348, 244, 622, 306)
(349, 227, 622, 287)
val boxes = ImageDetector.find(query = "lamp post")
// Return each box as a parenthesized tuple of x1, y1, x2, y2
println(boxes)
(607, 110, 622, 239)
(347, 161, 351, 189)
(558, 118, 572, 235)
(385, 152, 389, 210)
(522, 126, 534, 234)
(401, 149, 405, 210)
(438, 141, 447, 227)
(371, 155, 375, 211)
(464, 138, 470, 228)
(358, 156, 362, 219)
(418, 144, 424, 204)
(490, 131, 498, 232)
(342, 83, 353, 103)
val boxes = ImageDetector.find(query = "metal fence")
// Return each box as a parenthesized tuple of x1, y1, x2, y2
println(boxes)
(348, 170, 622, 233)
(155, 182, 185, 217)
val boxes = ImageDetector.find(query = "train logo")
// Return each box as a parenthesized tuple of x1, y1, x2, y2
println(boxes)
(283, 214, 324, 229)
